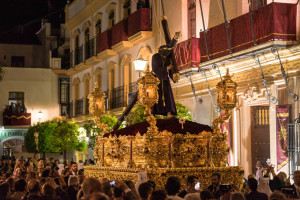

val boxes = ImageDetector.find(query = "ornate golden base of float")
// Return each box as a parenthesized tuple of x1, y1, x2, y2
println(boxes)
(85, 165, 244, 190)
(84, 119, 244, 190)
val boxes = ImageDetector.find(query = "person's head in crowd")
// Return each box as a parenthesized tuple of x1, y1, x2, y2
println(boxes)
(45, 163, 52, 170)
(0, 182, 10, 198)
(230, 192, 245, 200)
(71, 162, 78, 174)
(79, 169, 84, 175)
(277, 172, 287, 182)
(146, 180, 156, 190)
(247, 178, 258, 192)
(200, 190, 214, 200)
(79, 174, 86, 185)
(102, 181, 114, 199)
(6, 177, 15, 192)
(87, 192, 109, 200)
(293, 170, 300, 187)
(42, 169, 51, 178)
(165, 176, 181, 196)
(220, 184, 233, 200)
(82, 177, 102, 198)
(150, 190, 167, 200)
(55, 160, 59, 165)
(186, 175, 198, 192)
(42, 183, 56, 197)
(27, 179, 41, 195)
(256, 161, 263, 169)
(26, 171, 37, 183)
(14, 167, 22, 179)
(269, 190, 286, 200)
(125, 180, 140, 198)
(139, 182, 153, 200)
(211, 173, 221, 187)
(38, 158, 44, 169)
(247, 174, 255, 180)
(15, 178, 26, 192)
(114, 187, 125, 200)
(62, 169, 70, 177)
(50, 158, 54, 163)
(68, 175, 79, 189)
(44, 158, 48, 164)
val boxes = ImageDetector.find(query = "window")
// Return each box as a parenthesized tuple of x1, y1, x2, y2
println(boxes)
(11, 56, 25, 67)
(59, 78, 70, 116)
(109, 10, 115, 28)
(8, 92, 24, 112)
(250, 0, 267, 10)
(123, 0, 131, 19)
(188, 0, 196, 38)
(85, 28, 90, 59)
(95, 19, 102, 35)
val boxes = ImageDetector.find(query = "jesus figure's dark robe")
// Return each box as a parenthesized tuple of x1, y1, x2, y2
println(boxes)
(151, 53, 177, 116)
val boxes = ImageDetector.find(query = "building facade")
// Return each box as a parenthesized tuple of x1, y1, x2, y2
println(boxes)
(65, 0, 300, 176)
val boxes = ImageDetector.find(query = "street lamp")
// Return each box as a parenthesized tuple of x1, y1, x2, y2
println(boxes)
(133, 58, 148, 75)
(37, 111, 43, 123)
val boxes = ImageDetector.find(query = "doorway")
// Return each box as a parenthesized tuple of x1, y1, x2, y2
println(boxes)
(251, 106, 270, 173)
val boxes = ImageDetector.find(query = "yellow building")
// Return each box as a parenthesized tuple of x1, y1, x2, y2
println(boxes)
(65, 0, 300, 177)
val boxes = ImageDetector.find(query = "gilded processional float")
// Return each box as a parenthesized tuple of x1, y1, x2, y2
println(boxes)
(85, 65, 244, 190)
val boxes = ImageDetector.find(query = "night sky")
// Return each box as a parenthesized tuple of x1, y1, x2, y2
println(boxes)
(0, 0, 68, 44)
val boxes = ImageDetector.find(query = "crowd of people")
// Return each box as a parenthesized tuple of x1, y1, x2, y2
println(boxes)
(0, 155, 298, 200)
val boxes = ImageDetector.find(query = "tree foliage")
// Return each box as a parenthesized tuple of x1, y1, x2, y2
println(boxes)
(25, 120, 86, 154)
(83, 115, 124, 148)
(125, 102, 194, 126)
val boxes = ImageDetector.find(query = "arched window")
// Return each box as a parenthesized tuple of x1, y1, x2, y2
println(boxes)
(97, 73, 102, 89)
(75, 82, 80, 100)
(123, 0, 131, 19)
(109, 10, 115, 28)
(84, 28, 90, 59)
(188, 0, 196, 38)
(84, 78, 90, 97)
(95, 19, 102, 35)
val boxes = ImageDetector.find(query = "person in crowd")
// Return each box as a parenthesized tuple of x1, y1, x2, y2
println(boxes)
(206, 173, 222, 199)
(66, 175, 79, 200)
(11, 179, 27, 200)
(37, 159, 44, 176)
(255, 161, 264, 181)
(7, 177, 15, 193)
(285, 170, 300, 199)
(22, 179, 44, 200)
(178, 175, 198, 198)
(126, 180, 140, 198)
(165, 176, 183, 200)
(219, 184, 233, 200)
(42, 183, 57, 200)
(21, 105, 27, 113)
(269, 190, 287, 200)
(102, 181, 114, 200)
(150, 190, 167, 200)
(245, 178, 268, 200)
(82, 178, 103, 199)
(70, 162, 78, 176)
(9, 102, 16, 113)
(0, 182, 10, 200)
(231, 192, 246, 200)
(138, 182, 153, 200)
(87, 192, 109, 200)
(200, 190, 214, 200)
(114, 180, 138, 200)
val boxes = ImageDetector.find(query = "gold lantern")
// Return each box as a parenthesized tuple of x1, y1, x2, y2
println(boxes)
(88, 82, 108, 132)
(212, 68, 237, 167)
(137, 65, 160, 135)
(217, 68, 237, 113)
(34, 132, 39, 152)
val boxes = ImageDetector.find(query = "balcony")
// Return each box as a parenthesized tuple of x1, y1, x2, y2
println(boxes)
(75, 98, 84, 117)
(175, 2, 297, 72)
(3, 112, 31, 126)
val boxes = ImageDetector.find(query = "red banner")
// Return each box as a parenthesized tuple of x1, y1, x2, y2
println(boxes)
(276, 105, 290, 170)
